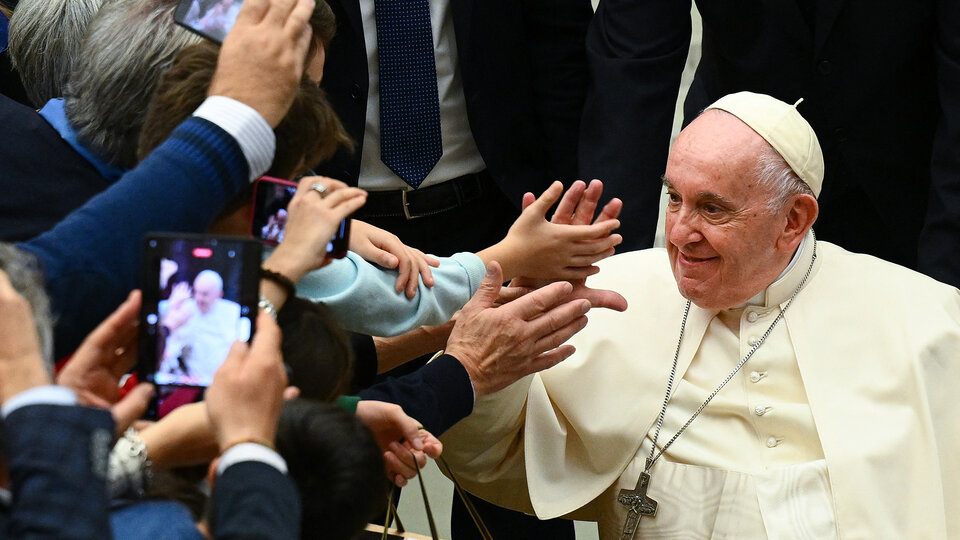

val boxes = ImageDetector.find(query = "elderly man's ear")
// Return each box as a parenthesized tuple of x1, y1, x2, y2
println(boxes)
(777, 194, 819, 253)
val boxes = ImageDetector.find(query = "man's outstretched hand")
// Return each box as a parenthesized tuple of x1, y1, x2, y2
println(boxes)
(445, 262, 592, 397)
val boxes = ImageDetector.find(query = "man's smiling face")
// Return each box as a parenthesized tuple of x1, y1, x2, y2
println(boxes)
(663, 111, 793, 310)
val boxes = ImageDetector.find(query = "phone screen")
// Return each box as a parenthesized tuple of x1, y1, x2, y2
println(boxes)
(173, 0, 243, 44)
(252, 176, 298, 245)
(138, 233, 261, 419)
(251, 176, 352, 258)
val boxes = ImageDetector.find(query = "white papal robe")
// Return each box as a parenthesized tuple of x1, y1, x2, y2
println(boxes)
(440, 231, 960, 538)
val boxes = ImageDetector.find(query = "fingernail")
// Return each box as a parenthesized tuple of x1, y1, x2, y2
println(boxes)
(580, 300, 591, 313)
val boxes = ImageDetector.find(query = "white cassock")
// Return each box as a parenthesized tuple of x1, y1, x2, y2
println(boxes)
(161, 298, 245, 385)
(440, 230, 960, 539)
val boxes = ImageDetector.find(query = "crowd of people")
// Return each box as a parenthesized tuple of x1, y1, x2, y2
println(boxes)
(0, 0, 957, 538)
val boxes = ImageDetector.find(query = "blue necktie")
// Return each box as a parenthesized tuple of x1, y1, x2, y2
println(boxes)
(375, 0, 443, 189)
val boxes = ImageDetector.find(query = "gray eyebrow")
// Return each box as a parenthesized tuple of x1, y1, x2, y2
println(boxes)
(662, 177, 737, 207)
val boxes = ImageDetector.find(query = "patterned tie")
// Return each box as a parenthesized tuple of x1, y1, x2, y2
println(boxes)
(374, 0, 443, 189)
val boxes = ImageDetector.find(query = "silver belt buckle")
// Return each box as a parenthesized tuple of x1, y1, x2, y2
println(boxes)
(402, 189, 419, 220)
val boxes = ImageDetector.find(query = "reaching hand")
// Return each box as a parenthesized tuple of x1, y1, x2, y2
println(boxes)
(529, 179, 623, 226)
(513, 179, 629, 313)
(355, 400, 443, 487)
(262, 176, 367, 283)
(350, 220, 439, 298)
(0, 269, 51, 404)
(162, 282, 194, 332)
(160, 258, 179, 289)
(206, 311, 287, 451)
(208, 0, 316, 127)
(478, 181, 622, 282)
(56, 290, 153, 435)
(445, 262, 591, 397)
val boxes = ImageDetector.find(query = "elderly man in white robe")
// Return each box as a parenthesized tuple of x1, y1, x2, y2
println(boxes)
(439, 92, 960, 539)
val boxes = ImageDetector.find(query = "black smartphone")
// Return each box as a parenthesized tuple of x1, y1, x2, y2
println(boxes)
(138, 233, 262, 419)
(251, 175, 351, 258)
(173, 0, 243, 44)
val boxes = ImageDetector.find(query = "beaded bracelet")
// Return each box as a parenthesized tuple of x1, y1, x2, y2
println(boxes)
(260, 268, 296, 298)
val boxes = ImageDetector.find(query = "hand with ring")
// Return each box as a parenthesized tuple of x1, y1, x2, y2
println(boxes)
(262, 176, 367, 284)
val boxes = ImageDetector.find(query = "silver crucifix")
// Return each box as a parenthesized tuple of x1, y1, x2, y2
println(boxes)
(617, 459, 658, 540)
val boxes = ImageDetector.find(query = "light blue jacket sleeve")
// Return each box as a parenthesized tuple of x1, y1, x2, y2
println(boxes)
(270, 250, 486, 336)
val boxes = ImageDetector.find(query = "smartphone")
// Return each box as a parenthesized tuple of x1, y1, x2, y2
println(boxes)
(174, 0, 243, 44)
(251, 175, 351, 258)
(138, 233, 262, 419)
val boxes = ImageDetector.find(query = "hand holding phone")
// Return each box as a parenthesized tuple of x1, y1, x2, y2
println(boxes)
(252, 176, 355, 258)
(205, 311, 287, 452)
(174, 0, 244, 44)
(258, 176, 367, 282)
(177, 0, 314, 128)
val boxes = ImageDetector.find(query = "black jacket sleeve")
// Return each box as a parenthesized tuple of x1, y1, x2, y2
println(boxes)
(358, 354, 474, 435)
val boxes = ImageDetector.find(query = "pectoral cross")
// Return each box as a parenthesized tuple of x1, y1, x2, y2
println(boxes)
(617, 459, 658, 540)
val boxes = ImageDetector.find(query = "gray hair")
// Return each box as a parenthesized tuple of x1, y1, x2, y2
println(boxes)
(63, 0, 201, 168)
(702, 108, 815, 213)
(0, 244, 54, 373)
(754, 143, 816, 214)
(7, 0, 105, 108)
(194, 269, 224, 292)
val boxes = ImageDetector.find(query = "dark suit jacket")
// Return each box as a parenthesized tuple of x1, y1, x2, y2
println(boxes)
(1, 404, 114, 539)
(316, 0, 593, 207)
(581, 0, 960, 287)
(211, 461, 301, 540)
(0, 94, 112, 242)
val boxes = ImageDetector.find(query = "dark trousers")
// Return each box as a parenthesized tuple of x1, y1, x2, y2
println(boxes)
(451, 493, 576, 540)
(355, 173, 518, 256)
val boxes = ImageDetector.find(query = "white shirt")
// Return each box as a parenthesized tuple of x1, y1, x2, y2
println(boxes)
(358, 0, 485, 190)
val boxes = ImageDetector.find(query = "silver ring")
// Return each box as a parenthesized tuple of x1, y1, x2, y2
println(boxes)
(309, 182, 329, 198)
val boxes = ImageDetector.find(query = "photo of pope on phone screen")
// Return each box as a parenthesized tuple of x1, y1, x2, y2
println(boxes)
(139, 234, 260, 419)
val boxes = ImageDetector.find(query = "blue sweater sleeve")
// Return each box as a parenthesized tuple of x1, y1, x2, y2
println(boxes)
(291, 251, 486, 336)
(18, 117, 249, 359)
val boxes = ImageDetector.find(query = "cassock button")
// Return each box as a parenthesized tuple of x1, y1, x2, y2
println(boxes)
(746, 311, 759, 323)
(749, 371, 762, 383)
(748, 337, 758, 346)
(754, 405, 768, 416)
(766, 437, 780, 448)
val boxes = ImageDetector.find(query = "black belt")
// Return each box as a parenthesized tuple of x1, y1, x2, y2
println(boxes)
(358, 170, 491, 220)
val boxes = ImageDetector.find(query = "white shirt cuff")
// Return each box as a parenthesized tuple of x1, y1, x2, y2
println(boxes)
(193, 95, 276, 181)
(2, 385, 77, 417)
(217, 442, 288, 475)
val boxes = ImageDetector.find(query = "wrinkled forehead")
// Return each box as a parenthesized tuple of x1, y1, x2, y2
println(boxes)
(666, 112, 768, 190)
(673, 110, 765, 158)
